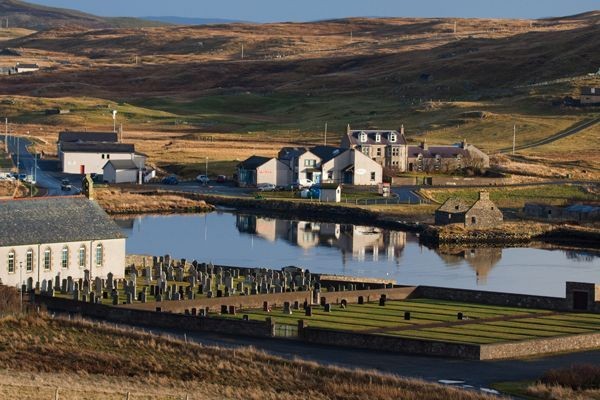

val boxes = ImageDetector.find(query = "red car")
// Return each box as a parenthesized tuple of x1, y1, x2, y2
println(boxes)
(216, 175, 227, 183)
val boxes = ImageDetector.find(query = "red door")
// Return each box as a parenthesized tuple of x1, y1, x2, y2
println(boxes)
(80, 165, 85, 174)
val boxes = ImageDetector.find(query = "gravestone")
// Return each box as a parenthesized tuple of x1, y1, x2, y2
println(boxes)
(220, 305, 228, 314)
(305, 306, 313, 317)
(358, 296, 364, 305)
(324, 303, 331, 312)
(228, 305, 236, 315)
(404, 311, 411, 321)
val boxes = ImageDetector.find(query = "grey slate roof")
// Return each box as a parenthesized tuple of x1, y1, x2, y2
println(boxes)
(407, 145, 468, 158)
(61, 142, 135, 153)
(347, 130, 407, 146)
(58, 131, 118, 143)
(238, 155, 272, 170)
(103, 160, 138, 170)
(0, 197, 126, 247)
(310, 146, 346, 163)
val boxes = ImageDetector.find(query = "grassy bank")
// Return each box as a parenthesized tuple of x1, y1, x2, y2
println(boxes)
(95, 188, 215, 214)
(0, 314, 500, 400)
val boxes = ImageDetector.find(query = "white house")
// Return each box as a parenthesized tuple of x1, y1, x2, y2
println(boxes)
(14, 63, 39, 74)
(61, 142, 145, 175)
(103, 160, 141, 184)
(0, 196, 126, 289)
(321, 148, 383, 186)
(237, 156, 289, 187)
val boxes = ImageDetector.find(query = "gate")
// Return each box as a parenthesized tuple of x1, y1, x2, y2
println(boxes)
(274, 324, 298, 338)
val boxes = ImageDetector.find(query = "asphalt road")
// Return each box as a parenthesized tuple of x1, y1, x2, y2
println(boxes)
(115, 321, 600, 395)
(6, 135, 69, 196)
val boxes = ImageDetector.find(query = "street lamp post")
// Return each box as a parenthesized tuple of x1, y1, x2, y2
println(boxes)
(205, 157, 208, 185)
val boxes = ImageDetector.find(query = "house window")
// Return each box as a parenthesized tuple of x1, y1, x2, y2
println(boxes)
(79, 245, 86, 268)
(370, 172, 376, 181)
(360, 132, 367, 143)
(327, 171, 333, 180)
(102, 154, 105, 159)
(7, 251, 15, 274)
(392, 147, 400, 157)
(304, 159, 316, 167)
(471, 217, 477, 224)
(106, 154, 110, 159)
(61, 246, 69, 269)
(390, 133, 397, 143)
(26, 249, 33, 272)
(44, 248, 51, 271)
(375, 133, 381, 143)
(361, 147, 369, 156)
(376, 148, 382, 157)
(96, 244, 103, 267)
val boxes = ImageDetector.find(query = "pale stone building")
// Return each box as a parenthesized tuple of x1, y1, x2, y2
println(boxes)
(435, 191, 503, 228)
(0, 196, 126, 288)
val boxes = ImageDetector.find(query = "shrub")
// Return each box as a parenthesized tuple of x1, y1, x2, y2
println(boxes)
(541, 364, 600, 390)
(0, 285, 21, 315)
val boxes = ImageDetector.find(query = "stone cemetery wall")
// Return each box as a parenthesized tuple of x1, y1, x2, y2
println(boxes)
(412, 285, 568, 311)
(480, 332, 600, 360)
(299, 326, 482, 360)
(35, 295, 274, 338)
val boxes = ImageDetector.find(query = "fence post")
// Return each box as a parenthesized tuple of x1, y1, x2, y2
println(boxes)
(54, 388, 59, 400)
(126, 392, 130, 400)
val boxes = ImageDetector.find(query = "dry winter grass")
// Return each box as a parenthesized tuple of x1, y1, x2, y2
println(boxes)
(0, 315, 502, 400)
(95, 187, 214, 214)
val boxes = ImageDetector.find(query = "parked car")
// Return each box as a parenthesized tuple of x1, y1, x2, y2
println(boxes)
(17, 173, 27, 181)
(216, 175, 227, 183)
(60, 179, 72, 191)
(257, 183, 277, 192)
(196, 174, 210, 185)
(290, 179, 314, 190)
(161, 175, 179, 185)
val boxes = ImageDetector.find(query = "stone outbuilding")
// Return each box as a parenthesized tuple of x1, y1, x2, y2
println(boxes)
(435, 191, 503, 228)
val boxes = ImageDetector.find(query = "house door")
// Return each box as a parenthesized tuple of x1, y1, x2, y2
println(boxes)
(80, 165, 85, 174)
(343, 171, 353, 184)
(573, 291, 589, 311)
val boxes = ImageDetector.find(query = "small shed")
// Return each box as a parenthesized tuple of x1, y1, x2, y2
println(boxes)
(320, 183, 341, 203)
(103, 160, 139, 184)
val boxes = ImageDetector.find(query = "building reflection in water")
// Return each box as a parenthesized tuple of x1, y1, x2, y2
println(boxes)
(235, 215, 407, 264)
(435, 246, 503, 284)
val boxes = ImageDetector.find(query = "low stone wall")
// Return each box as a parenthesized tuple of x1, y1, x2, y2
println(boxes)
(35, 295, 274, 338)
(480, 332, 600, 360)
(121, 287, 416, 313)
(412, 285, 568, 311)
(300, 326, 481, 359)
(429, 176, 509, 186)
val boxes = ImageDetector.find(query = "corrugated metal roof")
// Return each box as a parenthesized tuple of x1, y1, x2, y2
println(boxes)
(0, 197, 126, 247)
(103, 160, 138, 170)
(59, 131, 118, 143)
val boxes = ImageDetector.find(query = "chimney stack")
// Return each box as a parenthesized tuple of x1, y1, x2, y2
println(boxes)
(478, 191, 490, 201)
(347, 123, 351, 134)
(420, 139, 428, 150)
(400, 124, 405, 135)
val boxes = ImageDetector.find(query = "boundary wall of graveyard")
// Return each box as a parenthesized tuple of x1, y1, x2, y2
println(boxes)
(34, 294, 275, 338)
(33, 281, 600, 360)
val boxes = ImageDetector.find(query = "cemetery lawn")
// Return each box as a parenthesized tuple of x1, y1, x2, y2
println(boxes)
(0, 315, 500, 400)
(222, 299, 600, 345)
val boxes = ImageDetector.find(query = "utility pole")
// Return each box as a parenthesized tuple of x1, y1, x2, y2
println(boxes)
(4, 117, 7, 153)
(512, 124, 516, 155)
(241, 43, 244, 60)
(205, 157, 208, 183)
(112, 110, 117, 132)
(350, 31, 353, 43)
(324, 122, 328, 146)
(454, 21, 457, 35)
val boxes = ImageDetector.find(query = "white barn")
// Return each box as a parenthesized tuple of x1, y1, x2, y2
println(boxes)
(0, 196, 126, 289)
(60, 142, 145, 175)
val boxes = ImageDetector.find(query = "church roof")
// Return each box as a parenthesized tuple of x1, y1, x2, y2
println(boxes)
(0, 197, 126, 247)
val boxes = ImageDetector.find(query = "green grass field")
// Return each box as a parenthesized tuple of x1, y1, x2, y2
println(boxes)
(420, 184, 598, 208)
(219, 299, 600, 345)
